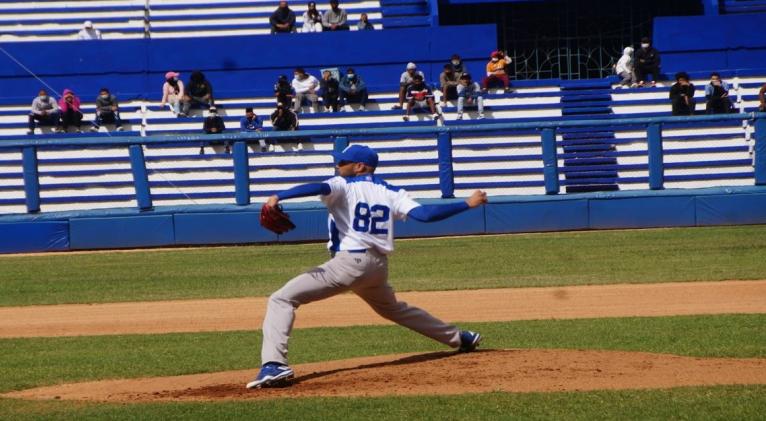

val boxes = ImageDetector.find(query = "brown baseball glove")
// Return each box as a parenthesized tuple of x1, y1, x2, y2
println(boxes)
(260, 204, 296, 235)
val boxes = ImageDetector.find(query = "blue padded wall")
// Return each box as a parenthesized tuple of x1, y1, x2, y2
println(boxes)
(696, 192, 766, 225)
(0, 25, 496, 103)
(69, 215, 174, 250)
(0, 221, 69, 253)
(588, 196, 696, 229)
(485, 199, 589, 233)
(174, 212, 277, 245)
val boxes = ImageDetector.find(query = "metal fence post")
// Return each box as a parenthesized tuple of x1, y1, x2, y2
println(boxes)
(647, 123, 664, 190)
(755, 116, 766, 185)
(233, 141, 251, 205)
(21, 146, 41, 213)
(333, 136, 349, 156)
(540, 128, 560, 194)
(129, 144, 153, 211)
(436, 132, 455, 198)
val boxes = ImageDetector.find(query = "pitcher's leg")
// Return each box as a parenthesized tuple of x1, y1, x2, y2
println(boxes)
(261, 255, 362, 365)
(353, 278, 460, 348)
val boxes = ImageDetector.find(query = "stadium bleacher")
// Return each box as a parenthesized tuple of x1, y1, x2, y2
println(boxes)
(0, 74, 761, 215)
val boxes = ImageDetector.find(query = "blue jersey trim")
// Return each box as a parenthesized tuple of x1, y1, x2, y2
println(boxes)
(342, 175, 401, 192)
(329, 219, 340, 252)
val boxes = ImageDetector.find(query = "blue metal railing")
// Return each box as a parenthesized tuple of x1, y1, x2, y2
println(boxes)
(3, 112, 765, 214)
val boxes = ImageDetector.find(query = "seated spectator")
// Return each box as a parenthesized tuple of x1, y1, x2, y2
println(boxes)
(27, 89, 60, 135)
(705, 73, 734, 114)
(393, 62, 424, 109)
(291, 68, 319, 113)
(58, 89, 83, 133)
(302, 2, 322, 33)
(183, 71, 214, 115)
(202, 106, 226, 154)
(161, 71, 188, 117)
(270, 1, 296, 33)
(90, 88, 123, 132)
(270, 103, 301, 151)
(274, 75, 295, 108)
(320, 70, 340, 112)
(760, 83, 766, 112)
(615, 47, 636, 89)
(636, 37, 661, 87)
(403, 74, 441, 122)
(357, 13, 374, 30)
(483, 51, 510, 91)
(449, 54, 465, 77)
(456, 73, 484, 120)
(77, 20, 102, 40)
(439, 64, 459, 105)
(203, 106, 225, 134)
(339, 67, 368, 111)
(669, 72, 696, 116)
(322, 0, 349, 31)
(241, 107, 267, 152)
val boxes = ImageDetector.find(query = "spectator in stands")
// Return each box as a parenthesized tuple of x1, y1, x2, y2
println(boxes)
(27, 89, 60, 135)
(202, 106, 226, 153)
(636, 37, 661, 88)
(484, 51, 510, 91)
(184, 71, 214, 115)
(339, 67, 368, 111)
(705, 72, 734, 114)
(274, 75, 294, 108)
(439, 64, 459, 105)
(669, 72, 696, 116)
(760, 83, 766, 112)
(241, 107, 267, 152)
(456, 72, 484, 120)
(322, 0, 349, 31)
(615, 47, 636, 89)
(302, 1, 323, 33)
(270, 103, 300, 151)
(357, 13, 374, 30)
(58, 89, 83, 133)
(161, 71, 187, 117)
(393, 62, 424, 109)
(320, 70, 340, 112)
(449, 54, 465, 77)
(291, 68, 319, 113)
(270, 0, 296, 33)
(403, 74, 441, 122)
(77, 20, 102, 40)
(203, 106, 225, 134)
(90, 88, 123, 132)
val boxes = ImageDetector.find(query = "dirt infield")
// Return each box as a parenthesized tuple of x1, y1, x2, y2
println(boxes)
(1, 280, 765, 338)
(6, 349, 766, 402)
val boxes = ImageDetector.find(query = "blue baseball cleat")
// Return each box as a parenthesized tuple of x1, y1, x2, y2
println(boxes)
(458, 330, 482, 352)
(246, 362, 295, 389)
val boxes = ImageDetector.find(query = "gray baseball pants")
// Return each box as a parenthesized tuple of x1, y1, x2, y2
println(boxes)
(261, 249, 462, 365)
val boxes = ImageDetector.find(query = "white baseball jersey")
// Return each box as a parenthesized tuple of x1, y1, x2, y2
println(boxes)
(321, 175, 421, 255)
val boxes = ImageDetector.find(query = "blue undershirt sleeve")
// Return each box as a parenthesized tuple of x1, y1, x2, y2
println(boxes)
(276, 183, 332, 200)
(407, 201, 470, 222)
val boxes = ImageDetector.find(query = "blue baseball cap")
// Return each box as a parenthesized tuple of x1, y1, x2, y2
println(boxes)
(332, 144, 379, 168)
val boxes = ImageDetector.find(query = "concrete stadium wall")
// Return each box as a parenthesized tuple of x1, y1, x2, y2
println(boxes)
(1, 186, 765, 253)
(654, 13, 766, 75)
(0, 24, 496, 103)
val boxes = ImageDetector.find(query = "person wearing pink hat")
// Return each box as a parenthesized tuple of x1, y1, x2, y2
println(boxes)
(160, 71, 189, 117)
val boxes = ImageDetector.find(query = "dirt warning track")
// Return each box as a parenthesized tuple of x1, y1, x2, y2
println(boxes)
(1, 280, 765, 338)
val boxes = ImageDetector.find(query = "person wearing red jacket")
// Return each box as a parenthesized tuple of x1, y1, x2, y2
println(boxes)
(58, 89, 83, 133)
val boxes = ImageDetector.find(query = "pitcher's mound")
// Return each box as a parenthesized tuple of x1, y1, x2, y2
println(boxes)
(6, 349, 766, 402)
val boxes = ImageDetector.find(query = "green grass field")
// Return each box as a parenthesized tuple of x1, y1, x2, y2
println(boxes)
(1, 226, 765, 419)
(0, 225, 764, 306)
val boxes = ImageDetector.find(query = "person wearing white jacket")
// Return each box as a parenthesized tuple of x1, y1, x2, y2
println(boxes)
(301, 2, 323, 33)
(615, 47, 636, 88)
(291, 68, 320, 113)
